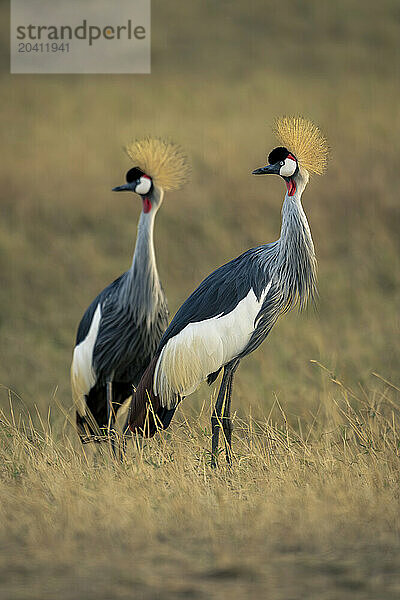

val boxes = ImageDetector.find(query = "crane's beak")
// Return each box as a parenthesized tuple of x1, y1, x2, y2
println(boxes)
(112, 182, 135, 192)
(252, 163, 280, 175)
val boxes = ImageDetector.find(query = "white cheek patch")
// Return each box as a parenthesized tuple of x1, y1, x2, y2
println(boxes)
(279, 158, 297, 177)
(135, 176, 152, 195)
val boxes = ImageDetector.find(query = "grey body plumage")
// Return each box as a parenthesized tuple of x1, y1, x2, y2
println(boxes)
(72, 180, 168, 440)
(72, 137, 189, 442)
(241, 170, 317, 357)
(130, 118, 327, 467)
(92, 195, 168, 386)
(156, 169, 315, 391)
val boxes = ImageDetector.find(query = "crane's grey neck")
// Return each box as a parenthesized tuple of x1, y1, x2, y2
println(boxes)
(121, 187, 165, 323)
(273, 169, 317, 310)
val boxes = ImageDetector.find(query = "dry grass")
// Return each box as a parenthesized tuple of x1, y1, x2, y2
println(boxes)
(1, 370, 400, 599)
(1, 0, 399, 414)
(1, 0, 400, 597)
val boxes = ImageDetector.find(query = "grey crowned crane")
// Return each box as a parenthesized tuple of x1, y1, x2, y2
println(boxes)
(71, 138, 189, 443)
(129, 117, 328, 466)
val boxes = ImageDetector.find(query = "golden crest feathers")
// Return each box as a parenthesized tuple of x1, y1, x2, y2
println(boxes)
(274, 116, 328, 175)
(125, 138, 190, 191)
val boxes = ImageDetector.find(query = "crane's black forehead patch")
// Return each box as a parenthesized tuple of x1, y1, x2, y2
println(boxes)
(268, 147, 290, 164)
(126, 167, 146, 183)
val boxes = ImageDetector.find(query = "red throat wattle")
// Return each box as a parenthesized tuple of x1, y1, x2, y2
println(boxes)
(285, 178, 296, 196)
(143, 197, 152, 213)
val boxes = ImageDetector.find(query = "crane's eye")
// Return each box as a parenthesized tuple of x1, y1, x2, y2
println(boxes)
(280, 161, 284, 166)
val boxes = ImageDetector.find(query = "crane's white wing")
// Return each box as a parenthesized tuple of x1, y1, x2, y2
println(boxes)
(154, 282, 271, 408)
(71, 303, 102, 415)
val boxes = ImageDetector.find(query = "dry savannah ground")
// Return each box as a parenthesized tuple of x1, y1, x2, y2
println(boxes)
(1, 1, 400, 598)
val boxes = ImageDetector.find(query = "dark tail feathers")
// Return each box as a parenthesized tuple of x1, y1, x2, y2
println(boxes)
(129, 355, 176, 437)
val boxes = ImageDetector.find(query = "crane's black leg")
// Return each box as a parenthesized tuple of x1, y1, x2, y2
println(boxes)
(222, 359, 240, 465)
(120, 398, 133, 460)
(110, 382, 136, 460)
(211, 367, 231, 468)
(106, 381, 117, 457)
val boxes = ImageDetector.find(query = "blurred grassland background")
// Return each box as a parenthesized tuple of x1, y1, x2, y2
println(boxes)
(1, 0, 399, 417)
(1, 0, 400, 598)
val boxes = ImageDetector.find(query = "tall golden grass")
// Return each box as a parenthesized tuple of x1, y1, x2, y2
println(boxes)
(1, 369, 400, 597)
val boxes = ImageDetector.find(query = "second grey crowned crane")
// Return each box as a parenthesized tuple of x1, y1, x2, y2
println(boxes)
(71, 138, 189, 442)
(129, 117, 328, 466)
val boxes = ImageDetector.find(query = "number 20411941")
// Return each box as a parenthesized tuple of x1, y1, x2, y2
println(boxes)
(18, 42, 70, 53)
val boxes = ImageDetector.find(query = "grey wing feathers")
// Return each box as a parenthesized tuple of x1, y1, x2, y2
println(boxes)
(75, 271, 168, 387)
(93, 294, 168, 385)
(76, 275, 123, 345)
(239, 280, 282, 358)
(159, 246, 271, 351)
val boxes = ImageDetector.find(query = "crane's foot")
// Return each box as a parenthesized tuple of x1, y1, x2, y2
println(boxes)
(80, 434, 110, 445)
(210, 448, 233, 469)
(80, 429, 121, 455)
(210, 446, 225, 468)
